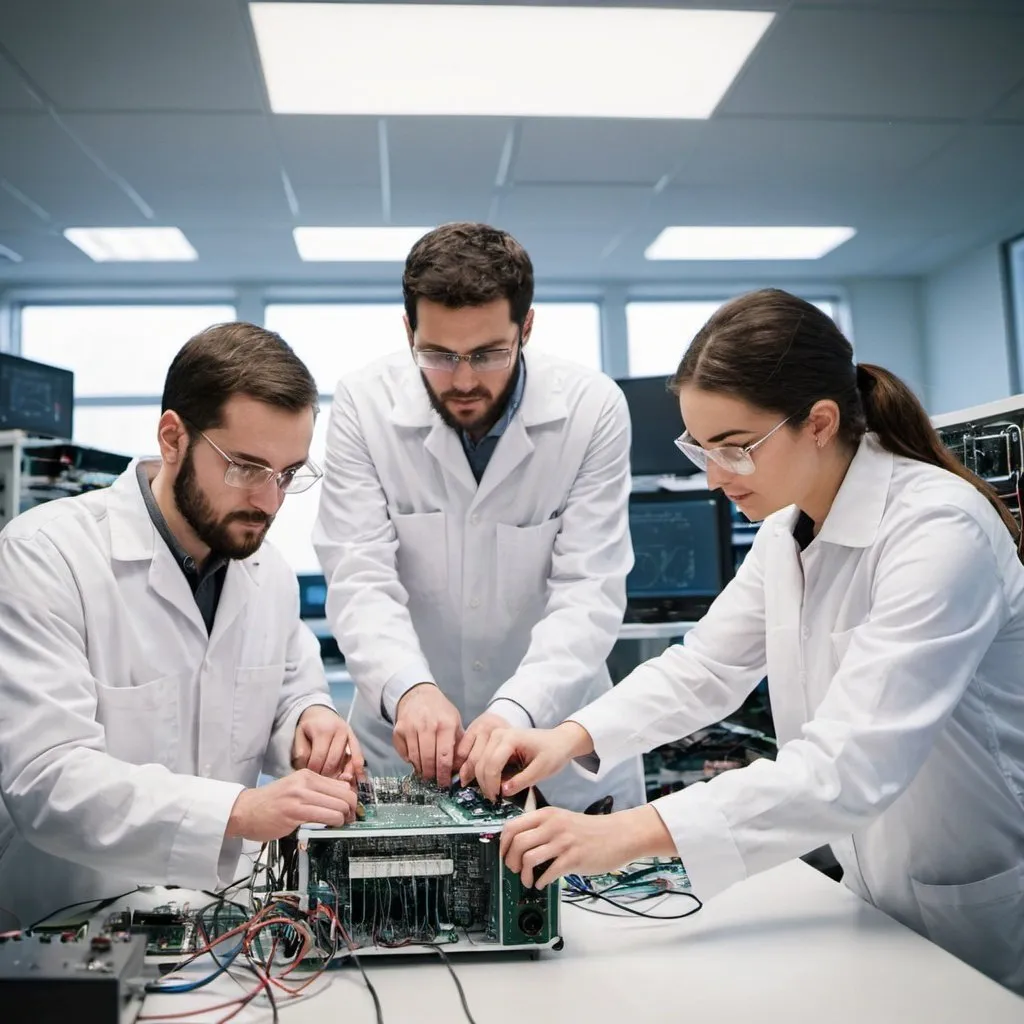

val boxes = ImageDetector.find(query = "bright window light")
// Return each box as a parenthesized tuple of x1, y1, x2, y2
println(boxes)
(63, 227, 198, 262)
(250, 3, 773, 119)
(645, 227, 856, 261)
(294, 227, 433, 262)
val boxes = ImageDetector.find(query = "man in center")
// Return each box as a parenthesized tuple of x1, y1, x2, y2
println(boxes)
(314, 222, 643, 810)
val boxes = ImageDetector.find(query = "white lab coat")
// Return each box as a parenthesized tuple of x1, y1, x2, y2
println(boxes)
(313, 348, 644, 811)
(572, 433, 1024, 993)
(0, 463, 333, 929)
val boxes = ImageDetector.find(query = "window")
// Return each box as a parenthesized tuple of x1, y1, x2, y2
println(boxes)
(264, 304, 407, 396)
(264, 410, 330, 575)
(20, 304, 236, 398)
(625, 299, 838, 377)
(529, 303, 602, 369)
(19, 304, 236, 457)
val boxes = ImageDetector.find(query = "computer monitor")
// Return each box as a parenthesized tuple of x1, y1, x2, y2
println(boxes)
(297, 572, 328, 620)
(0, 353, 74, 439)
(625, 489, 734, 622)
(616, 375, 699, 478)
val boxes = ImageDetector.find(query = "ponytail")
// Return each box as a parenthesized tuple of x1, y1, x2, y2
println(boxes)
(856, 363, 1022, 553)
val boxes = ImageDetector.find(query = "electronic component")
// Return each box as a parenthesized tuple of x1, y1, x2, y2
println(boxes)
(0, 929, 144, 1023)
(295, 775, 562, 955)
(102, 902, 249, 958)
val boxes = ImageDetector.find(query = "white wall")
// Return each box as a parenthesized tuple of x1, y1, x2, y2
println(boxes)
(922, 242, 1012, 415)
(844, 278, 926, 401)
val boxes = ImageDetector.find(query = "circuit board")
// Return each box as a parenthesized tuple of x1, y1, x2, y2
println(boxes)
(296, 775, 561, 955)
(103, 902, 249, 957)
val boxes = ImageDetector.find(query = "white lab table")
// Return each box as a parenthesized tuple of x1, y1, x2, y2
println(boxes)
(138, 860, 1022, 1023)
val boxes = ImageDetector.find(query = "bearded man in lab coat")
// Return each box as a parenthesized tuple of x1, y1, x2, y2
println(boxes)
(314, 222, 643, 810)
(0, 322, 362, 932)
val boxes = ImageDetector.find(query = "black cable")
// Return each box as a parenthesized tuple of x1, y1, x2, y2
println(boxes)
(25, 886, 141, 932)
(424, 944, 478, 1024)
(348, 949, 384, 1024)
(564, 887, 703, 921)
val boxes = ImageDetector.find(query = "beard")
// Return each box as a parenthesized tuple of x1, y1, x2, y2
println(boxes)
(423, 354, 522, 438)
(173, 448, 272, 561)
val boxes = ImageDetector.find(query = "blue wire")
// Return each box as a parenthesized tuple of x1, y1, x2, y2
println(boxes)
(146, 942, 244, 994)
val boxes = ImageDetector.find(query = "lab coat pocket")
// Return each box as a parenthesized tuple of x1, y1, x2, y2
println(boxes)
(391, 511, 448, 597)
(232, 665, 285, 763)
(94, 673, 180, 767)
(496, 518, 562, 617)
(911, 865, 1024, 990)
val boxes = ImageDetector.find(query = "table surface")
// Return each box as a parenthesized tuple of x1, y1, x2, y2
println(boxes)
(138, 859, 1023, 1024)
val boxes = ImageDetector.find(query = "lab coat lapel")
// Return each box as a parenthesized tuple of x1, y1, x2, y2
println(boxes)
(207, 560, 258, 655)
(472, 414, 534, 508)
(423, 419, 478, 496)
(147, 543, 207, 641)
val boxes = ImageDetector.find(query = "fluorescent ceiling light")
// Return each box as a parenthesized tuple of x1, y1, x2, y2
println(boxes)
(64, 227, 198, 262)
(645, 226, 857, 261)
(250, 3, 773, 119)
(293, 227, 433, 262)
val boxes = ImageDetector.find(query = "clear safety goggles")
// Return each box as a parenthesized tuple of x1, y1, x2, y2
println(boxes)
(674, 416, 791, 477)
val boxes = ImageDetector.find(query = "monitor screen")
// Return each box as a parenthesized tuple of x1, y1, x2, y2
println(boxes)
(297, 573, 328, 619)
(0, 353, 74, 439)
(615, 376, 698, 477)
(626, 491, 731, 602)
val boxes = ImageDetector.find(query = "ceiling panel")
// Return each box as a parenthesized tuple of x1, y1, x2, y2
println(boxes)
(387, 118, 512, 188)
(0, 54, 42, 111)
(0, 188, 48, 230)
(990, 82, 1024, 123)
(721, 8, 1024, 119)
(288, 186, 384, 224)
(499, 184, 652, 230)
(390, 186, 494, 226)
(514, 119, 701, 186)
(675, 118, 959, 188)
(0, 0, 265, 111)
(274, 118, 381, 187)
(60, 114, 283, 189)
(0, 229, 90, 264)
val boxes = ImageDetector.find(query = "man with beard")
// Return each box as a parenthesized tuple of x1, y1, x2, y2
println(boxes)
(0, 322, 361, 930)
(314, 223, 643, 812)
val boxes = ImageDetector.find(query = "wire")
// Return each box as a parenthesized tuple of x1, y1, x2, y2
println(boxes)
(564, 887, 703, 920)
(347, 949, 384, 1024)
(423, 944, 478, 1024)
(25, 886, 141, 932)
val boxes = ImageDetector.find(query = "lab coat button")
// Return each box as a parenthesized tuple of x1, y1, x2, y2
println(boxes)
(470, 514, 480, 525)
(469, 597, 480, 608)
(201, 764, 212, 777)
(472, 660, 484, 671)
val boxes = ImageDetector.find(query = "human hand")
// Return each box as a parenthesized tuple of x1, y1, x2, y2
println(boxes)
(462, 721, 594, 802)
(501, 805, 673, 889)
(393, 683, 464, 787)
(291, 705, 365, 780)
(453, 711, 510, 785)
(225, 769, 358, 842)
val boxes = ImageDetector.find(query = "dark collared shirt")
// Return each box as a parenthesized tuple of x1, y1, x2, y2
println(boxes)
(136, 462, 228, 634)
(459, 354, 527, 483)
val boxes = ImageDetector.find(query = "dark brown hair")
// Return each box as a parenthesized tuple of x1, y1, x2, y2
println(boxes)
(671, 288, 1020, 546)
(402, 222, 534, 331)
(161, 321, 318, 432)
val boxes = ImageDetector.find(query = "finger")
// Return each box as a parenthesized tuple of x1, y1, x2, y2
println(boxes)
(406, 728, 423, 778)
(500, 811, 541, 863)
(321, 731, 348, 778)
(458, 734, 488, 788)
(502, 759, 548, 798)
(436, 722, 457, 789)
(420, 724, 438, 783)
(291, 727, 312, 770)
(535, 854, 570, 891)
(479, 738, 517, 802)
(454, 726, 476, 774)
(297, 792, 357, 827)
(392, 726, 409, 762)
(346, 730, 366, 780)
(306, 730, 331, 775)
(505, 825, 548, 874)
(520, 842, 561, 890)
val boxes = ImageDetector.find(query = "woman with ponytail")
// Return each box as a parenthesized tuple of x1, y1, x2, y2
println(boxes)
(464, 289, 1024, 994)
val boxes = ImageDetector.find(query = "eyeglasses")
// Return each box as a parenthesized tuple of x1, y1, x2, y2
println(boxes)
(194, 430, 323, 495)
(413, 347, 515, 374)
(674, 416, 792, 476)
